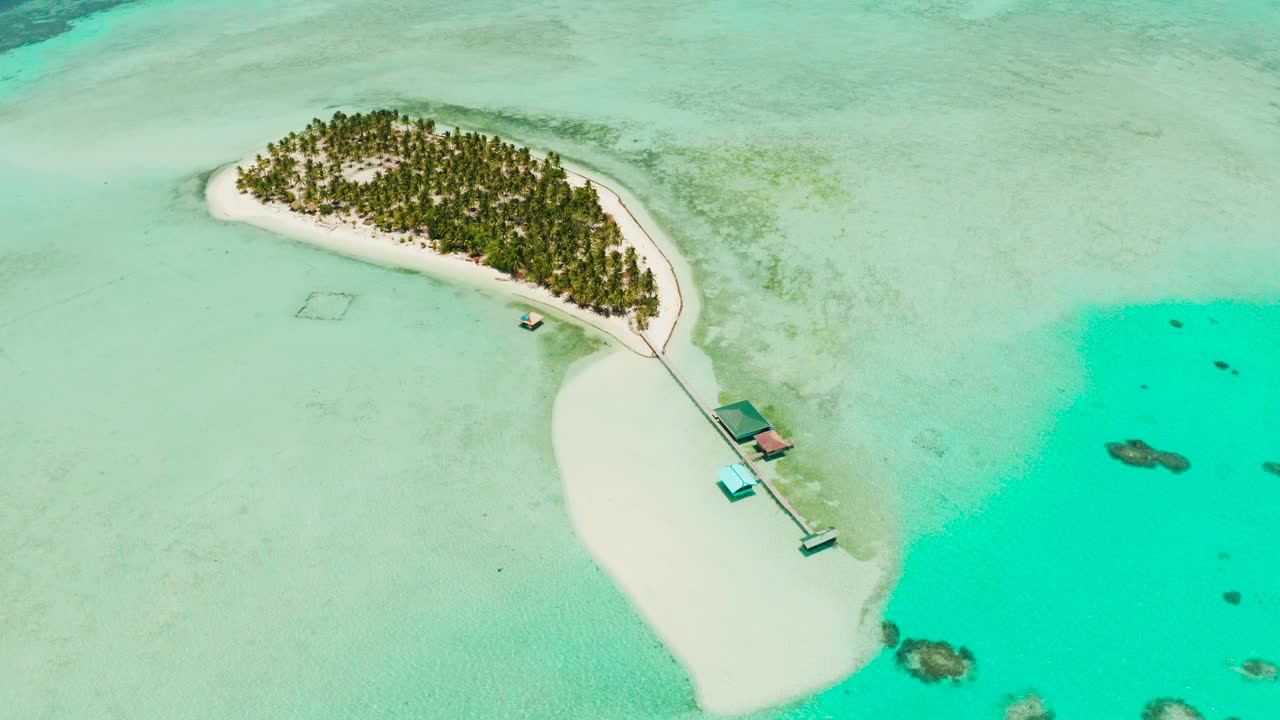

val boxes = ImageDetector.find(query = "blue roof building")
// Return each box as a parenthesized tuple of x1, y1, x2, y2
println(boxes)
(718, 463, 757, 496)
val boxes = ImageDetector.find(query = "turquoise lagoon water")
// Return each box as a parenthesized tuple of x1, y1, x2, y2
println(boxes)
(3, 1, 1280, 717)
(0, 172, 694, 717)
(775, 302, 1280, 719)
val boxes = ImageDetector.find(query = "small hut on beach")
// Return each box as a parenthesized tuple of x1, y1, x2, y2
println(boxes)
(718, 463, 757, 497)
(520, 312, 544, 330)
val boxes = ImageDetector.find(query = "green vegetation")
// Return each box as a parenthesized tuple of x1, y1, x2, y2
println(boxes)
(236, 110, 658, 326)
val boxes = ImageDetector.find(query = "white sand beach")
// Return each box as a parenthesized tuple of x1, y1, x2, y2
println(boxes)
(554, 348, 888, 715)
(206, 160, 682, 357)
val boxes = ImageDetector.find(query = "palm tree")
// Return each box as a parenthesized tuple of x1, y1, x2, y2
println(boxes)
(236, 109, 660, 320)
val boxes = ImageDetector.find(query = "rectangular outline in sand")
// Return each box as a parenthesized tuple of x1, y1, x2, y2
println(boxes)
(296, 291, 354, 320)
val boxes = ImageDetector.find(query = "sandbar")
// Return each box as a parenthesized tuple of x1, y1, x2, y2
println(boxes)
(554, 347, 889, 714)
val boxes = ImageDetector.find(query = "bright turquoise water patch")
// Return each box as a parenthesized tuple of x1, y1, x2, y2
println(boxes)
(777, 301, 1280, 718)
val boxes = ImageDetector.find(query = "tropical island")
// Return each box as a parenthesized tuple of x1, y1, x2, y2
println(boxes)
(213, 109, 679, 353)
(206, 113, 886, 715)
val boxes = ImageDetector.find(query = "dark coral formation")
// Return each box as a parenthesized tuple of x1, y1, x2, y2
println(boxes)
(1170, 320, 1183, 328)
(1223, 591, 1242, 605)
(1005, 693, 1054, 720)
(1106, 440, 1190, 474)
(880, 621, 900, 648)
(1214, 360, 1230, 370)
(895, 639, 974, 684)
(1141, 698, 1204, 720)
(1263, 462, 1280, 477)
(1240, 658, 1278, 680)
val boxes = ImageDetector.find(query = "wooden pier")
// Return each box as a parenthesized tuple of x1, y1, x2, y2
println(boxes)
(640, 335, 818, 538)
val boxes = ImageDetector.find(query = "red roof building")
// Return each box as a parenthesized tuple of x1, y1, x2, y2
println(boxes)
(754, 429, 794, 458)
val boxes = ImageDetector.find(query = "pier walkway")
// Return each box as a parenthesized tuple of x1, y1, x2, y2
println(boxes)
(640, 335, 815, 537)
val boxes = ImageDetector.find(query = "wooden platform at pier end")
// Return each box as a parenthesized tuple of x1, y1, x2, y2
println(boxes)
(801, 528, 840, 552)
(640, 335, 825, 542)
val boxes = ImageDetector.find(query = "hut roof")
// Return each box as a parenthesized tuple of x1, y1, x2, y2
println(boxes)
(718, 463, 757, 495)
(755, 429, 793, 454)
(714, 400, 771, 442)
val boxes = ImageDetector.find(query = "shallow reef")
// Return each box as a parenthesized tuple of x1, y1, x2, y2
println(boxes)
(894, 639, 974, 684)
(880, 621, 900, 649)
(1223, 591, 1242, 605)
(1004, 692, 1054, 720)
(1105, 440, 1190, 474)
(1141, 698, 1204, 720)
(1238, 658, 1278, 681)
(1263, 462, 1280, 477)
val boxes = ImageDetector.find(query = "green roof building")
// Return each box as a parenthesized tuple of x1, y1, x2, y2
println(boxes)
(713, 400, 772, 442)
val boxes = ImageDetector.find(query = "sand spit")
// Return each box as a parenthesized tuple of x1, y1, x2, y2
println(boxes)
(206, 159, 681, 357)
(554, 349, 888, 714)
